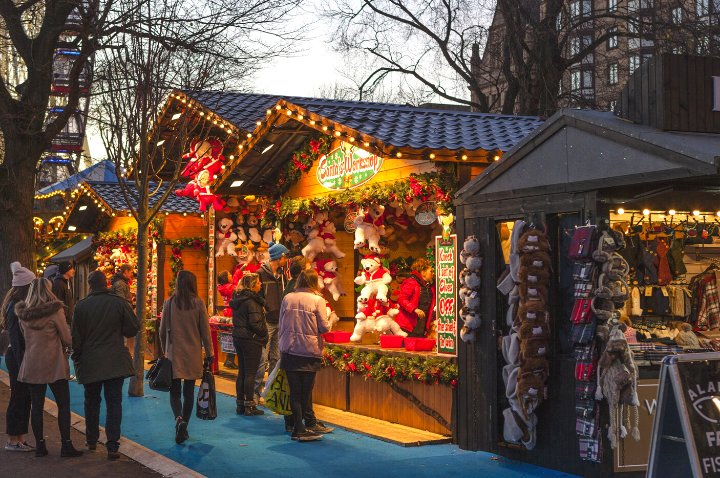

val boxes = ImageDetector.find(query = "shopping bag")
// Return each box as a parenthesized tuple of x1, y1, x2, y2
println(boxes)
(146, 356, 173, 392)
(261, 360, 281, 398)
(263, 366, 292, 416)
(196, 361, 217, 420)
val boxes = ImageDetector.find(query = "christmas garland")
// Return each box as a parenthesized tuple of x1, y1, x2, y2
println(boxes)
(279, 168, 457, 218)
(322, 345, 458, 387)
(276, 134, 332, 195)
(164, 237, 208, 290)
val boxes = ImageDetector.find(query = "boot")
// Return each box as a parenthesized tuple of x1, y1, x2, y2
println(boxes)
(236, 401, 244, 415)
(244, 401, 264, 416)
(35, 439, 48, 458)
(60, 440, 83, 457)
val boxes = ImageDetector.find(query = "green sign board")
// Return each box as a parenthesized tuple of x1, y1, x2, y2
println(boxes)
(316, 142, 384, 190)
(435, 234, 457, 356)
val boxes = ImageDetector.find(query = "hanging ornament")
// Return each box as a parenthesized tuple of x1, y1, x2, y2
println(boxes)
(344, 211, 360, 233)
(415, 201, 437, 226)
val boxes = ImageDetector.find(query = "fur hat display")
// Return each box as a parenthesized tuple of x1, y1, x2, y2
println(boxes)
(518, 265, 550, 286)
(516, 300, 547, 323)
(517, 229, 550, 253)
(520, 337, 548, 361)
(520, 250, 551, 270)
(518, 321, 549, 341)
(458, 232, 483, 343)
(518, 282, 548, 304)
(516, 372, 545, 418)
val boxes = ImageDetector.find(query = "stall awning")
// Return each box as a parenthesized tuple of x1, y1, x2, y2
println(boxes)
(51, 236, 93, 263)
(36, 160, 118, 197)
(456, 109, 720, 203)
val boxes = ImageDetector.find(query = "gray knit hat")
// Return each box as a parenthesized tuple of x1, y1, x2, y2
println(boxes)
(11, 261, 35, 287)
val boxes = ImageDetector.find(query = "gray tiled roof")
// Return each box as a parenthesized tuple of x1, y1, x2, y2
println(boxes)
(185, 91, 543, 152)
(89, 182, 199, 213)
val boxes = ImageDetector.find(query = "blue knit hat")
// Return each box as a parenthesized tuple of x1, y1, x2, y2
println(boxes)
(268, 242, 289, 261)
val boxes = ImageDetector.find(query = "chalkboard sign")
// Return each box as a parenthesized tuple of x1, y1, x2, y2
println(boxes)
(648, 353, 720, 478)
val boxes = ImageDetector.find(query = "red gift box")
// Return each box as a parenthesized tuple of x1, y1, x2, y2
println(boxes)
(380, 335, 404, 348)
(322, 331, 351, 343)
(404, 337, 435, 351)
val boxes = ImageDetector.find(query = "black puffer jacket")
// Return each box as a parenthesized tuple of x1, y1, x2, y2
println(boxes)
(229, 290, 268, 345)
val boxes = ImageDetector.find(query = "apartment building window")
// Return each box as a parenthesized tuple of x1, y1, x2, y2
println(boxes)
(608, 63, 619, 84)
(570, 0, 592, 18)
(697, 35, 710, 54)
(570, 69, 594, 98)
(609, 100, 618, 112)
(607, 27, 618, 49)
(672, 45, 685, 54)
(608, 0, 618, 12)
(697, 0, 710, 17)
(628, 19, 638, 35)
(672, 7, 683, 24)
(629, 55, 640, 74)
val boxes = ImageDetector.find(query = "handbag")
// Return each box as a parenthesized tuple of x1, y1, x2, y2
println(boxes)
(568, 225, 597, 262)
(196, 359, 217, 420)
(147, 300, 173, 392)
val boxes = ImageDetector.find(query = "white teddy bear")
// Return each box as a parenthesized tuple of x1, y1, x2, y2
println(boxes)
(316, 213, 345, 259)
(351, 296, 379, 342)
(353, 204, 385, 253)
(215, 217, 238, 257)
(301, 216, 325, 262)
(316, 259, 345, 301)
(374, 303, 407, 337)
(354, 255, 392, 303)
(326, 302, 340, 331)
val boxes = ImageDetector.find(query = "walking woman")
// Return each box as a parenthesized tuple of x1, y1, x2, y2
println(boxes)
(278, 269, 330, 442)
(15, 278, 82, 457)
(159, 270, 214, 444)
(3, 262, 35, 452)
(229, 273, 268, 416)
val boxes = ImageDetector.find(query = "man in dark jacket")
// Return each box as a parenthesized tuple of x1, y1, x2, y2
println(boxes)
(110, 264, 133, 303)
(51, 261, 75, 326)
(254, 242, 289, 400)
(71, 270, 139, 460)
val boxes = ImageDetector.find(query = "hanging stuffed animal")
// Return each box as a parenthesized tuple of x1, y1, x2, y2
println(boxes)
(180, 139, 215, 178)
(316, 212, 345, 259)
(215, 217, 238, 257)
(315, 258, 346, 301)
(353, 204, 385, 253)
(326, 302, 340, 330)
(301, 215, 325, 262)
(354, 255, 392, 303)
(234, 214, 248, 244)
(245, 214, 263, 248)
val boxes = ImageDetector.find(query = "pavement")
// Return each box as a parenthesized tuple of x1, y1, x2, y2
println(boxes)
(0, 380, 159, 477)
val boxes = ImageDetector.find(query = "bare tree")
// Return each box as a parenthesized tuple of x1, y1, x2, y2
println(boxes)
(91, 0, 302, 396)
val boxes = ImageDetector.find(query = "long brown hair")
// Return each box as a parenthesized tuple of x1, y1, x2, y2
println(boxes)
(0, 284, 30, 329)
(295, 269, 321, 293)
(25, 278, 57, 309)
(235, 273, 260, 293)
(173, 270, 198, 310)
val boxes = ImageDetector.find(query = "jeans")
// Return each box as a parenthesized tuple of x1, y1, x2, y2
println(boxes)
(254, 323, 279, 396)
(170, 379, 196, 423)
(285, 371, 316, 434)
(5, 349, 31, 436)
(84, 377, 124, 452)
(233, 338, 263, 405)
(30, 379, 71, 443)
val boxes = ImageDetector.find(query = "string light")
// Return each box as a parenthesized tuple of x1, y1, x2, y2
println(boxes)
(617, 208, 625, 215)
(693, 210, 701, 217)
(669, 209, 676, 216)
(429, 153, 436, 159)
(642, 209, 650, 216)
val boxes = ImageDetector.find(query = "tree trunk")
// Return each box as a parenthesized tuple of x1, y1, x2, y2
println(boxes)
(0, 146, 39, 293)
(128, 225, 149, 397)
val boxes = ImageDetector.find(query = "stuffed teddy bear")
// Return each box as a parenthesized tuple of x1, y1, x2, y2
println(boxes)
(459, 308, 481, 342)
(373, 302, 407, 337)
(351, 296, 379, 342)
(317, 214, 345, 259)
(110, 247, 128, 264)
(301, 216, 325, 262)
(354, 204, 385, 253)
(354, 255, 392, 303)
(180, 139, 215, 178)
(326, 302, 340, 330)
(315, 258, 345, 301)
(234, 214, 248, 243)
(245, 214, 262, 248)
(215, 217, 238, 257)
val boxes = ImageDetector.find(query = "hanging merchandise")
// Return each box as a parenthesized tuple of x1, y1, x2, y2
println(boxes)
(353, 204, 386, 253)
(458, 235, 482, 342)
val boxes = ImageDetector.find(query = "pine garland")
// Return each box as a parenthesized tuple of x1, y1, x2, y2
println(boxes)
(163, 237, 208, 290)
(322, 345, 458, 387)
(279, 168, 457, 218)
(276, 134, 332, 195)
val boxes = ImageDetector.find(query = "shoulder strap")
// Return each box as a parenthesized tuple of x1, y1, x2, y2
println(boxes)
(166, 298, 173, 345)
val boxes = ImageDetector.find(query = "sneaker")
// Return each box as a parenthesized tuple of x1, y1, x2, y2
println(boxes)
(291, 430, 322, 442)
(175, 418, 188, 444)
(21, 442, 35, 450)
(5, 442, 33, 452)
(244, 405, 264, 416)
(107, 451, 121, 461)
(69, 374, 76, 381)
(223, 362, 238, 370)
(307, 422, 334, 434)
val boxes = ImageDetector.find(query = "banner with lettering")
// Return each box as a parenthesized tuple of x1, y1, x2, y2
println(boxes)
(435, 234, 457, 356)
(316, 142, 383, 190)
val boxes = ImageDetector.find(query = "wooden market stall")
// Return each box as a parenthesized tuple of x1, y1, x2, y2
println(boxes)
(453, 55, 720, 476)
(148, 90, 542, 441)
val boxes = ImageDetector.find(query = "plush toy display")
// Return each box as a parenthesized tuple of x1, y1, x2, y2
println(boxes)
(326, 302, 340, 330)
(215, 217, 238, 257)
(317, 214, 345, 259)
(315, 258, 345, 301)
(301, 215, 326, 262)
(458, 235, 483, 343)
(234, 214, 248, 243)
(354, 255, 392, 303)
(177, 139, 226, 212)
(245, 214, 263, 247)
(353, 204, 385, 253)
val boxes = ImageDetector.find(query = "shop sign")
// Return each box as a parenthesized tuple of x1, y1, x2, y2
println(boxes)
(316, 142, 383, 190)
(435, 234, 457, 356)
(219, 332, 235, 354)
(614, 380, 659, 472)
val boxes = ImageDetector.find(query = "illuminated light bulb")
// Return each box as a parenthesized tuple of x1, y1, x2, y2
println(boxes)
(213, 175, 218, 179)
(165, 212, 169, 216)
(334, 131, 341, 137)
(286, 110, 292, 116)
(396, 152, 402, 158)
(298, 114, 304, 120)
(247, 133, 252, 138)
(363, 142, 370, 147)
(310, 120, 316, 125)
(693, 210, 701, 217)
(199, 112, 205, 116)
(238, 145, 243, 150)
(267, 110, 271, 115)
(183, 212, 188, 216)
(461, 154, 468, 161)
(493, 154, 501, 161)
(429, 153, 436, 159)
(229, 155, 234, 160)
(642, 209, 650, 216)
(617, 208, 625, 215)
(322, 125, 328, 131)
(349, 137, 355, 142)
(226, 129, 232, 133)
(171, 112, 182, 121)
(669, 209, 676, 216)
(275, 105, 281, 110)
(213, 120, 217, 124)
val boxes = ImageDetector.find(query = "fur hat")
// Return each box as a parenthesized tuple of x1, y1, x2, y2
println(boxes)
(520, 337, 548, 360)
(519, 282, 548, 304)
(520, 250, 551, 269)
(518, 321, 549, 341)
(517, 229, 551, 253)
(520, 356, 550, 381)
(518, 266, 550, 286)
(516, 372, 545, 418)
(516, 301, 546, 323)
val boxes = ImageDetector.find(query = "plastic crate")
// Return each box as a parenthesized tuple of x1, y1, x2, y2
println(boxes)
(380, 335, 404, 348)
(404, 337, 435, 352)
(322, 331, 351, 343)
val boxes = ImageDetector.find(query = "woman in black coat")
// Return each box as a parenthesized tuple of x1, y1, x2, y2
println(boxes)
(229, 273, 268, 416)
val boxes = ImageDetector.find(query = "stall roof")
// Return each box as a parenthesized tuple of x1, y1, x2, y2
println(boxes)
(185, 91, 544, 153)
(89, 182, 198, 213)
(456, 109, 720, 203)
(36, 160, 118, 197)
(50, 236, 94, 263)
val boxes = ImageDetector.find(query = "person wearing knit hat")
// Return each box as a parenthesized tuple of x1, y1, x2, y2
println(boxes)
(51, 261, 75, 327)
(3, 262, 35, 452)
(254, 241, 289, 404)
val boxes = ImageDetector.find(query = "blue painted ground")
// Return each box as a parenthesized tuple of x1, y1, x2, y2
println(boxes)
(3, 362, 578, 478)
